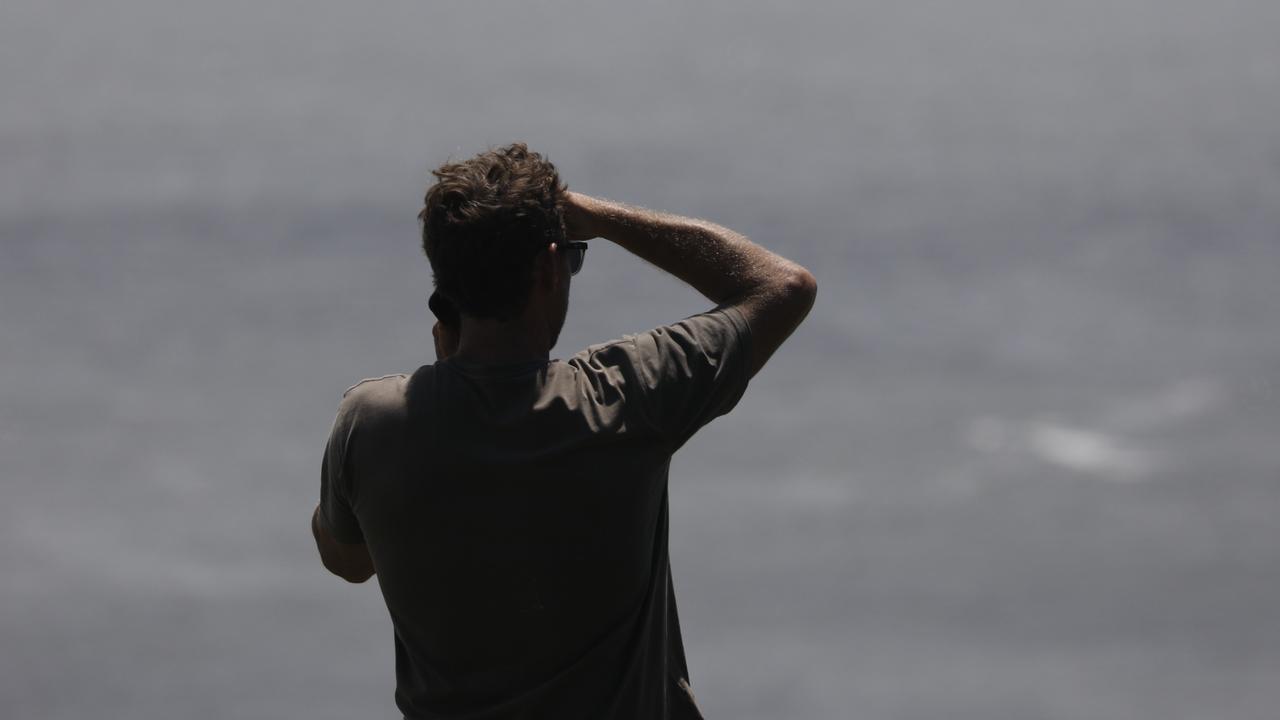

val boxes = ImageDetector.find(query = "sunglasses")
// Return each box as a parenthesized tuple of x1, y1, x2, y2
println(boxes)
(564, 241, 589, 276)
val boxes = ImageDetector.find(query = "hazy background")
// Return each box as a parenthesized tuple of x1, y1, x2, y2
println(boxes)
(3, 1, 1279, 718)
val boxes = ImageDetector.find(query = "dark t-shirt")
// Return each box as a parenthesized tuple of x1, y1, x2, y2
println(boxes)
(319, 307, 753, 719)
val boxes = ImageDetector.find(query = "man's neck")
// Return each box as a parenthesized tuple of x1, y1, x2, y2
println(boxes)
(451, 311, 552, 366)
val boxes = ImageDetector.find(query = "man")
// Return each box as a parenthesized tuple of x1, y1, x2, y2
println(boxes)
(312, 143, 816, 719)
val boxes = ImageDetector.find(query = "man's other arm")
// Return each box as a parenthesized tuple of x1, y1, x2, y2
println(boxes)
(564, 191, 817, 377)
(311, 504, 375, 583)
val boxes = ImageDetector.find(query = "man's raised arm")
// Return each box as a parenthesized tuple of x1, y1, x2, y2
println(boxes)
(563, 191, 817, 377)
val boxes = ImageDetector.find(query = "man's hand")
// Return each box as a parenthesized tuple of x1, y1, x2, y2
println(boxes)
(562, 191, 602, 242)
(433, 322, 458, 360)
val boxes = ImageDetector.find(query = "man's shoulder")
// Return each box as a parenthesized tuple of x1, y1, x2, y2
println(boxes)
(338, 373, 411, 419)
(342, 372, 409, 399)
(575, 307, 744, 354)
(568, 307, 749, 370)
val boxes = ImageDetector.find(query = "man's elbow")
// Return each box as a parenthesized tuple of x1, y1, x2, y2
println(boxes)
(788, 266, 818, 305)
(777, 264, 817, 317)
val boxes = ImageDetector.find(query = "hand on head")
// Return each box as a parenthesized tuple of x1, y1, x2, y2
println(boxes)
(562, 191, 602, 243)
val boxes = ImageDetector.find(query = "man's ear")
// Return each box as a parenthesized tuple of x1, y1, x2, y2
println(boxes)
(433, 321, 458, 360)
(537, 243, 561, 292)
(432, 321, 446, 360)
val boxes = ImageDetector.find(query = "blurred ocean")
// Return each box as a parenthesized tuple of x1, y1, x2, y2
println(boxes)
(2, 1, 1279, 718)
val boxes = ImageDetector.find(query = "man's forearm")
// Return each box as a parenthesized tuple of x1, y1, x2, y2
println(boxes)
(566, 191, 817, 376)
(568, 192, 802, 306)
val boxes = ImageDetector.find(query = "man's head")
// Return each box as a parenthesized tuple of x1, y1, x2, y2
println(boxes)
(420, 144, 571, 338)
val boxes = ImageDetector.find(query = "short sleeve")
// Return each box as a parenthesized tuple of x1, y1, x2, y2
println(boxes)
(319, 392, 365, 544)
(579, 306, 753, 449)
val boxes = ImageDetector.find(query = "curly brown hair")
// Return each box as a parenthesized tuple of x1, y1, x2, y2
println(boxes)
(419, 143, 568, 321)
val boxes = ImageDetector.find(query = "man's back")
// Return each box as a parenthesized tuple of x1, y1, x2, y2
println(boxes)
(320, 308, 753, 718)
